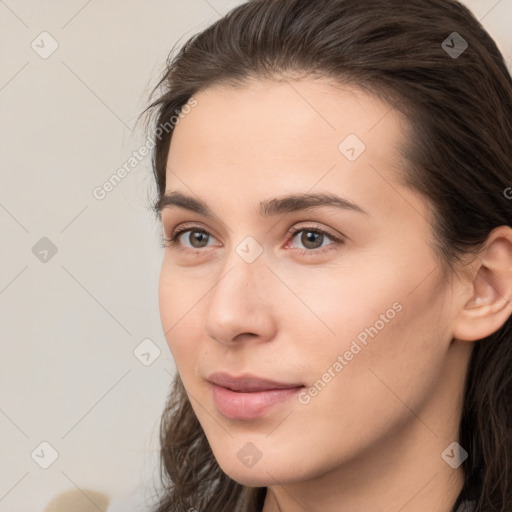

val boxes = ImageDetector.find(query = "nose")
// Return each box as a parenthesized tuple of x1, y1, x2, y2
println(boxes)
(204, 250, 278, 346)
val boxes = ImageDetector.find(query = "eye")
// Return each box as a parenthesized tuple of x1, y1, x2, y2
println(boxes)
(161, 225, 220, 250)
(284, 223, 344, 255)
(161, 222, 345, 256)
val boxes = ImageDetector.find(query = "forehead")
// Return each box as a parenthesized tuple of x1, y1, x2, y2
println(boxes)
(164, 78, 413, 220)
(168, 78, 406, 171)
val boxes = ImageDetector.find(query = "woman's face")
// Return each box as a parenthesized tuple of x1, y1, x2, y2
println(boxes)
(158, 78, 468, 489)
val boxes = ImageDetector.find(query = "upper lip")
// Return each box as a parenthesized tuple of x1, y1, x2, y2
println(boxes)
(207, 372, 304, 392)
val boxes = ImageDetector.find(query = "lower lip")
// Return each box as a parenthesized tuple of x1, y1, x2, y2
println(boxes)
(210, 383, 303, 420)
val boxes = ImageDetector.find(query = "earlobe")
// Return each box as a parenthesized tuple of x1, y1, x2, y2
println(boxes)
(452, 226, 512, 342)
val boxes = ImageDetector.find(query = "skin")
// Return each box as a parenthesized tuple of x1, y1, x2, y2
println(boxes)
(158, 77, 512, 512)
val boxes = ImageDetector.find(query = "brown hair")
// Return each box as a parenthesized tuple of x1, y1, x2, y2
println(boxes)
(143, 0, 512, 510)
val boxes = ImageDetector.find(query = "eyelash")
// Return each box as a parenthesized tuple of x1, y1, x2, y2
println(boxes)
(161, 223, 345, 257)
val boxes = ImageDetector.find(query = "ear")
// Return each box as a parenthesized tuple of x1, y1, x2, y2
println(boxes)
(452, 225, 512, 342)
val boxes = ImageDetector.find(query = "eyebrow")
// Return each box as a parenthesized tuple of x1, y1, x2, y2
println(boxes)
(155, 191, 368, 218)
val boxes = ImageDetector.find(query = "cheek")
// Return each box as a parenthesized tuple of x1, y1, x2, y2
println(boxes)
(272, 259, 406, 361)
(305, 240, 440, 347)
(305, 267, 449, 423)
(291, 246, 449, 404)
(158, 263, 205, 365)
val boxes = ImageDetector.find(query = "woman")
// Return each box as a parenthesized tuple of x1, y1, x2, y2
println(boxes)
(143, 0, 512, 510)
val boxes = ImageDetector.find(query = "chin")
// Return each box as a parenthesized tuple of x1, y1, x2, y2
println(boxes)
(213, 450, 309, 488)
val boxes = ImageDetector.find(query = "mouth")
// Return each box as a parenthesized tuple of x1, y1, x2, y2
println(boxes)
(207, 372, 305, 420)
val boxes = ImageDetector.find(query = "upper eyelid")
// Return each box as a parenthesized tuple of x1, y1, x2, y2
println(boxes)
(168, 222, 219, 241)
(287, 222, 342, 238)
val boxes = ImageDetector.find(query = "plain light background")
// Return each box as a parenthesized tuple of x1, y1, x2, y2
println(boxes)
(0, 1, 511, 511)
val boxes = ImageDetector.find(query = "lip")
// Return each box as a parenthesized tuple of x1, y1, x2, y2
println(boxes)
(207, 372, 304, 420)
(207, 372, 303, 392)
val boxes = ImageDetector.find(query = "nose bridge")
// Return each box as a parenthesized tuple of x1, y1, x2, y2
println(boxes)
(213, 233, 268, 303)
(205, 242, 275, 343)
